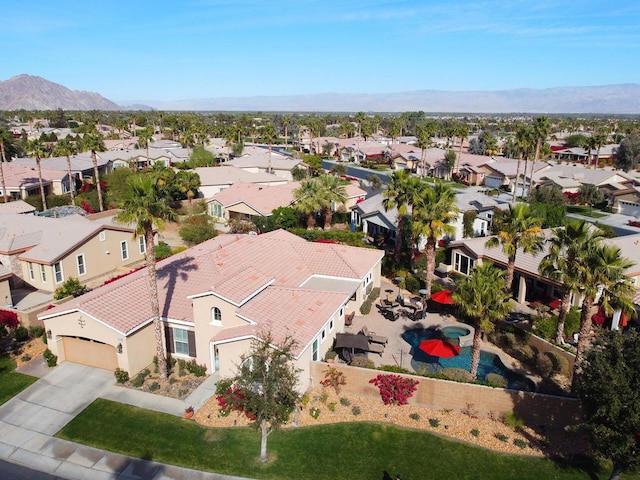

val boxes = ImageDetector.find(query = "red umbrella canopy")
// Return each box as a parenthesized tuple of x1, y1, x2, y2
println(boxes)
(431, 289, 455, 305)
(419, 339, 460, 358)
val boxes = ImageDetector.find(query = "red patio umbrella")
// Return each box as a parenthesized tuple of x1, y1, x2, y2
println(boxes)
(430, 289, 455, 305)
(419, 339, 460, 358)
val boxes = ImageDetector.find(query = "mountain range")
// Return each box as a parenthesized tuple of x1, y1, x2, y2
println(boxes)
(2, 74, 640, 114)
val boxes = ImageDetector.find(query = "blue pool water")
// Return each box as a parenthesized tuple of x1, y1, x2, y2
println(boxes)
(402, 327, 535, 392)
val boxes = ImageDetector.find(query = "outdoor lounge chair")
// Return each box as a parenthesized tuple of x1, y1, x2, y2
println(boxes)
(365, 341, 385, 356)
(360, 326, 388, 345)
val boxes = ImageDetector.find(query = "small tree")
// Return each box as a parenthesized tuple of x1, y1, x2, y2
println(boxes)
(577, 330, 640, 480)
(53, 277, 87, 300)
(578, 183, 604, 215)
(179, 215, 217, 245)
(216, 331, 300, 462)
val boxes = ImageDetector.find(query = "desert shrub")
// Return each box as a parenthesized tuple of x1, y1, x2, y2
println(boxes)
(535, 352, 554, 377)
(485, 373, 508, 388)
(439, 368, 473, 383)
(53, 277, 87, 300)
(429, 418, 440, 427)
(323, 350, 337, 362)
(309, 407, 321, 419)
(169, 377, 177, 385)
(533, 315, 557, 340)
(42, 349, 57, 367)
(409, 412, 420, 421)
(132, 368, 150, 388)
(350, 356, 375, 369)
(502, 332, 519, 349)
(517, 344, 536, 362)
(185, 359, 207, 377)
(21, 354, 31, 362)
(148, 382, 160, 392)
(359, 300, 372, 315)
(327, 402, 337, 412)
(179, 214, 217, 246)
(29, 325, 44, 338)
(14, 326, 29, 342)
(471, 428, 480, 438)
(114, 368, 130, 384)
(503, 411, 525, 430)
(369, 374, 419, 405)
(514, 438, 528, 449)
(300, 394, 310, 407)
(495, 433, 509, 442)
(378, 365, 412, 374)
(352, 406, 361, 416)
(154, 241, 173, 260)
(320, 367, 347, 394)
(339, 397, 351, 406)
(404, 273, 420, 294)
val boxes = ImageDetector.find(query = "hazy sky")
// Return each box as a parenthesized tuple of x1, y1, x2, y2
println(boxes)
(2, 0, 639, 102)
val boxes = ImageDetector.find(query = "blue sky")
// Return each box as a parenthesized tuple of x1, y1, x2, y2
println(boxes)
(2, 0, 639, 103)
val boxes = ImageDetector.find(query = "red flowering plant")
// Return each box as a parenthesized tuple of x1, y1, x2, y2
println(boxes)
(369, 374, 419, 406)
(80, 200, 96, 214)
(215, 379, 256, 420)
(320, 367, 346, 394)
(0, 309, 19, 341)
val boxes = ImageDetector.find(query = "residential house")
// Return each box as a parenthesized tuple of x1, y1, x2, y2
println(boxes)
(481, 159, 553, 196)
(533, 165, 636, 195)
(195, 166, 288, 199)
(0, 213, 148, 304)
(0, 161, 67, 200)
(225, 146, 307, 180)
(0, 200, 37, 215)
(207, 181, 366, 224)
(39, 230, 384, 391)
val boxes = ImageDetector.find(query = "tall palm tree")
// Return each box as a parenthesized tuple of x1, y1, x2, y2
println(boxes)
(453, 263, 512, 379)
(53, 137, 79, 206)
(317, 174, 346, 229)
(136, 126, 155, 167)
(539, 220, 602, 344)
(572, 244, 636, 390)
(261, 122, 278, 174)
(412, 181, 458, 297)
(591, 130, 607, 169)
(584, 135, 597, 170)
(175, 170, 201, 212)
(82, 133, 106, 211)
(115, 174, 177, 379)
(485, 204, 544, 294)
(26, 138, 48, 210)
(0, 128, 11, 204)
(415, 122, 434, 177)
(528, 116, 551, 186)
(512, 125, 534, 201)
(281, 115, 291, 149)
(454, 122, 469, 175)
(382, 170, 414, 262)
(293, 179, 325, 229)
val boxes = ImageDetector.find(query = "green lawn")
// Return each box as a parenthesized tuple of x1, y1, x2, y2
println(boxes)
(0, 354, 37, 405)
(57, 399, 629, 480)
(566, 205, 606, 218)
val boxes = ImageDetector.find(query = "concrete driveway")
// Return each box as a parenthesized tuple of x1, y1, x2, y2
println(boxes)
(0, 363, 114, 437)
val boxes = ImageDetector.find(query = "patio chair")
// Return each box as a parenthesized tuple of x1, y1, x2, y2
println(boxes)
(366, 342, 385, 356)
(360, 326, 388, 345)
(410, 308, 425, 321)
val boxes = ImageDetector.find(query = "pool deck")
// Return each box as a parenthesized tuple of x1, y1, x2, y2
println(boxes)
(344, 277, 530, 377)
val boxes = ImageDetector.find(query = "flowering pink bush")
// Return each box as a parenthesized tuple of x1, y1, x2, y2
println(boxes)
(369, 373, 419, 406)
(320, 367, 346, 394)
(0, 310, 19, 330)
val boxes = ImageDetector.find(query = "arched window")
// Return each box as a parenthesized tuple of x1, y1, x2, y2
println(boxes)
(211, 307, 222, 324)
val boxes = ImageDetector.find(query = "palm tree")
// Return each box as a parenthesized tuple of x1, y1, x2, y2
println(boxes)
(412, 181, 458, 297)
(528, 116, 551, 186)
(317, 174, 346, 229)
(114, 174, 177, 379)
(0, 128, 11, 204)
(583, 135, 597, 170)
(591, 130, 607, 169)
(415, 122, 434, 177)
(382, 170, 414, 262)
(26, 138, 48, 210)
(293, 179, 325, 229)
(136, 126, 155, 167)
(539, 220, 601, 344)
(355, 112, 365, 139)
(261, 122, 278, 174)
(53, 137, 79, 206)
(82, 133, 106, 211)
(453, 263, 512, 379)
(485, 204, 544, 294)
(175, 170, 201, 212)
(281, 115, 291, 149)
(572, 244, 636, 390)
(512, 125, 534, 201)
(454, 122, 469, 175)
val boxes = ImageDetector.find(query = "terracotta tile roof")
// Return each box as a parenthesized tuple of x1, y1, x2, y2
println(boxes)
(212, 182, 299, 215)
(41, 230, 382, 341)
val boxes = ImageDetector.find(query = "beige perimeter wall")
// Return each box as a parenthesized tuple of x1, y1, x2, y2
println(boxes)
(309, 362, 581, 429)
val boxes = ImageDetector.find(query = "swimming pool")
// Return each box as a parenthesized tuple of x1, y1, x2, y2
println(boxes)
(402, 327, 535, 392)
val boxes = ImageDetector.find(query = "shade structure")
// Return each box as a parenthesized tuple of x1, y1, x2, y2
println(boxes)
(430, 289, 454, 305)
(419, 339, 460, 358)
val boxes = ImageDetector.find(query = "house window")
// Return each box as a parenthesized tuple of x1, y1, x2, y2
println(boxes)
(210, 203, 224, 217)
(312, 338, 319, 361)
(99, 231, 106, 242)
(139, 236, 146, 254)
(211, 307, 222, 325)
(329, 318, 334, 332)
(77, 254, 86, 276)
(40, 264, 46, 282)
(120, 240, 129, 261)
(453, 252, 475, 276)
(28, 262, 35, 281)
(54, 262, 63, 284)
(321, 328, 326, 342)
(174, 328, 189, 356)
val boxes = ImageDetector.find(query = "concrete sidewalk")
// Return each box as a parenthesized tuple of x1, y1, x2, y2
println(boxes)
(0, 363, 249, 480)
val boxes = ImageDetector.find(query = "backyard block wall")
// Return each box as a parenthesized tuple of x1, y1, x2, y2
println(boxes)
(310, 362, 581, 429)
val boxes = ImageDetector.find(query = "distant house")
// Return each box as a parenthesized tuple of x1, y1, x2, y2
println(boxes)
(195, 166, 288, 199)
(226, 146, 307, 181)
(39, 230, 384, 389)
(0, 161, 67, 200)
